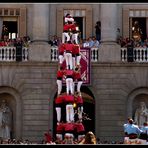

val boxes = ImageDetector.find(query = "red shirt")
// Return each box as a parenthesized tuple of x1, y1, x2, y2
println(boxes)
(74, 44, 80, 54)
(56, 123, 64, 133)
(63, 24, 70, 31)
(58, 43, 65, 55)
(44, 132, 52, 142)
(71, 23, 77, 31)
(74, 71, 81, 81)
(64, 122, 75, 132)
(55, 96, 64, 104)
(64, 43, 74, 53)
(75, 95, 83, 104)
(57, 70, 64, 79)
(63, 95, 74, 104)
(65, 69, 74, 76)
(75, 123, 85, 133)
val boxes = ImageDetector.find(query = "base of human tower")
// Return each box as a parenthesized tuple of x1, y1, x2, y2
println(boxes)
(55, 92, 86, 143)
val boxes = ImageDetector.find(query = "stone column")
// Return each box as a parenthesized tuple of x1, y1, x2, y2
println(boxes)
(29, 4, 51, 61)
(99, 4, 120, 62)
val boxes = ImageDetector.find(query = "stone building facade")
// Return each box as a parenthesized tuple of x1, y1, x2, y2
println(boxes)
(0, 3, 148, 142)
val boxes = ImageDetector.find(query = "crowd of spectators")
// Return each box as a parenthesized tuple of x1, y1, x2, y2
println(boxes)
(117, 36, 148, 48)
(0, 133, 124, 145)
(48, 35, 100, 48)
(0, 36, 31, 48)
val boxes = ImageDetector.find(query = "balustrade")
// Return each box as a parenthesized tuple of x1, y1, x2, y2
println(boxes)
(0, 47, 29, 61)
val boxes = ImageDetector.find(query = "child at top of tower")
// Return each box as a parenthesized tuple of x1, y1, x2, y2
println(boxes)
(64, 13, 74, 24)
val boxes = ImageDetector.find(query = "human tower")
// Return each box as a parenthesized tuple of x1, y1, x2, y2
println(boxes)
(55, 13, 85, 143)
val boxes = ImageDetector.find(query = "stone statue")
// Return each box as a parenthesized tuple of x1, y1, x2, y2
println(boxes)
(134, 101, 148, 127)
(0, 99, 12, 140)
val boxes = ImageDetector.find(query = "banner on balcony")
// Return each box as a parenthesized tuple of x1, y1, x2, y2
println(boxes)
(62, 47, 91, 85)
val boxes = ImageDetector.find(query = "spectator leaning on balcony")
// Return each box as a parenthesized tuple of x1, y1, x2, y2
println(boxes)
(92, 36, 100, 48)
(88, 37, 95, 48)
(82, 38, 89, 48)
(48, 35, 58, 46)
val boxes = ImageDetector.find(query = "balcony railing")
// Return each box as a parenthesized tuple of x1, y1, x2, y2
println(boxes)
(50, 46, 99, 62)
(1, 46, 148, 63)
(121, 47, 148, 62)
(0, 47, 29, 61)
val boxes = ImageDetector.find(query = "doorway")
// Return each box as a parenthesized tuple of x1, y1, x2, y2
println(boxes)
(131, 17, 146, 42)
(3, 21, 18, 39)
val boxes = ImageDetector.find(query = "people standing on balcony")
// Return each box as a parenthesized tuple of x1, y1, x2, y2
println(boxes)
(92, 36, 100, 48)
(1, 25, 9, 41)
(95, 21, 101, 42)
(82, 38, 90, 48)
(14, 37, 23, 62)
(48, 35, 58, 47)
(64, 40, 75, 70)
(88, 37, 95, 48)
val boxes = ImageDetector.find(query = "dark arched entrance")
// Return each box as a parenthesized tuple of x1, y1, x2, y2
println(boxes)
(53, 86, 95, 140)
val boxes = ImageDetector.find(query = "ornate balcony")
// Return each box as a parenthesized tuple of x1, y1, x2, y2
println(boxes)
(121, 47, 148, 62)
(0, 47, 29, 62)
